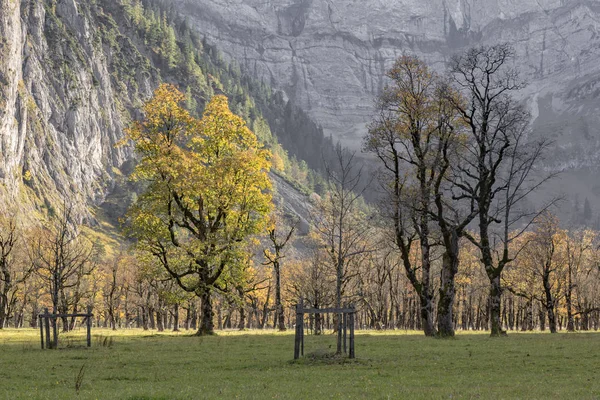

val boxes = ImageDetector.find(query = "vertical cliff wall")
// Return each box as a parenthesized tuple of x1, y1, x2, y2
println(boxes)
(175, 0, 600, 221)
(0, 0, 159, 219)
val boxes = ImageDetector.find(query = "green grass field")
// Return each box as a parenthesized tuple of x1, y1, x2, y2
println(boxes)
(0, 328, 599, 399)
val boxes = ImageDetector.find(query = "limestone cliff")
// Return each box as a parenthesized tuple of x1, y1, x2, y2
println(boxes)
(0, 0, 157, 220)
(0, 0, 323, 224)
(174, 0, 600, 221)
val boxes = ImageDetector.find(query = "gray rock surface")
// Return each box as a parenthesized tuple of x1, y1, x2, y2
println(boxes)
(0, 0, 156, 220)
(174, 0, 600, 220)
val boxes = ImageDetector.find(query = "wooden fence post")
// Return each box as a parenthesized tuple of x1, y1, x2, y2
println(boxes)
(86, 306, 92, 348)
(294, 301, 301, 360)
(343, 311, 347, 354)
(349, 305, 355, 359)
(44, 308, 51, 350)
(300, 299, 304, 357)
(51, 309, 58, 349)
(39, 315, 44, 349)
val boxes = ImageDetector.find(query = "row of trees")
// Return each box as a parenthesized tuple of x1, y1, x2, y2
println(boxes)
(2, 205, 600, 335)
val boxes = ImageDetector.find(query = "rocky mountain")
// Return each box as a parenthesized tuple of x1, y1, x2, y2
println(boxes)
(173, 0, 600, 224)
(0, 0, 325, 224)
(0, 0, 158, 219)
(3, 0, 600, 226)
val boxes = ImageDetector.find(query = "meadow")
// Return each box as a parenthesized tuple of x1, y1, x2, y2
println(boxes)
(0, 328, 599, 399)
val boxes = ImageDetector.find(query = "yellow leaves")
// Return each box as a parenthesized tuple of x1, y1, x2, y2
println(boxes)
(125, 84, 196, 159)
(126, 84, 273, 279)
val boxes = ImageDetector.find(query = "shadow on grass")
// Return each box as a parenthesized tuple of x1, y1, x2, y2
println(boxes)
(290, 349, 369, 366)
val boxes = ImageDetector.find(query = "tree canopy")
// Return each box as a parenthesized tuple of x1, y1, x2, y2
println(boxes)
(125, 84, 272, 334)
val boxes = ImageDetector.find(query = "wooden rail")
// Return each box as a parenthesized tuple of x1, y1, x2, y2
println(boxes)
(293, 299, 356, 360)
(38, 306, 93, 349)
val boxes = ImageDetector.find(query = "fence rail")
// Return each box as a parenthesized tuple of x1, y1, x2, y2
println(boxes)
(38, 306, 93, 349)
(293, 299, 356, 360)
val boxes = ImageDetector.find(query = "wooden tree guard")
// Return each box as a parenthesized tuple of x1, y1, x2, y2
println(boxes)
(294, 299, 356, 359)
(38, 306, 94, 349)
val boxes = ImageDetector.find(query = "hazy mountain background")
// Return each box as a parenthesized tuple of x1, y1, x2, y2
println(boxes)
(1, 0, 600, 228)
(174, 0, 600, 226)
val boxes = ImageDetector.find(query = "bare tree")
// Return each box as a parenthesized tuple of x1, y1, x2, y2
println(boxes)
(311, 146, 371, 351)
(0, 214, 30, 328)
(365, 56, 471, 336)
(32, 203, 98, 334)
(448, 44, 556, 336)
(528, 214, 565, 333)
(263, 209, 296, 331)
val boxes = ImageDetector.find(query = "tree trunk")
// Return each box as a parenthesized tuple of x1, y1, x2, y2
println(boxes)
(238, 305, 246, 330)
(437, 233, 459, 337)
(489, 274, 506, 336)
(173, 303, 180, 332)
(566, 265, 575, 332)
(197, 290, 214, 335)
(142, 307, 149, 330)
(542, 270, 557, 333)
(0, 292, 8, 329)
(156, 310, 164, 332)
(274, 264, 285, 331)
(419, 290, 436, 336)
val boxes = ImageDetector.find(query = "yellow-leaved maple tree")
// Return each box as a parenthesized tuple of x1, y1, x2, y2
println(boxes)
(125, 84, 272, 335)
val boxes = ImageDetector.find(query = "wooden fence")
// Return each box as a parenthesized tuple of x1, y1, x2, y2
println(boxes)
(38, 306, 93, 349)
(294, 299, 355, 359)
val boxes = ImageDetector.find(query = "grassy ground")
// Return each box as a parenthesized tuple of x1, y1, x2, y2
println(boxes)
(0, 328, 598, 399)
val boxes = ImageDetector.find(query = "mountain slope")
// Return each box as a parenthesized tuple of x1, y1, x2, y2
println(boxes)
(0, 0, 328, 223)
(0, 0, 153, 218)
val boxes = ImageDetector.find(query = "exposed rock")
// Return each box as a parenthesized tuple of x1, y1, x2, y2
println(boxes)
(174, 0, 600, 220)
(0, 0, 158, 220)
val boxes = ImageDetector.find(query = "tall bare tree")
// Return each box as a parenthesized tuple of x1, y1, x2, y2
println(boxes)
(365, 55, 471, 336)
(448, 44, 555, 336)
(32, 204, 98, 334)
(263, 209, 296, 331)
(0, 214, 30, 328)
(312, 145, 371, 352)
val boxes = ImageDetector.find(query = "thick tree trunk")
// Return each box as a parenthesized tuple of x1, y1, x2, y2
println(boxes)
(197, 290, 214, 335)
(546, 305, 556, 333)
(489, 274, 506, 336)
(437, 233, 459, 337)
(419, 222, 437, 337)
(419, 290, 436, 336)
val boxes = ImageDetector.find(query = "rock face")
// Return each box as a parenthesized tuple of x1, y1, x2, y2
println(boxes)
(174, 0, 600, 220)
(3, 0, 600, 224)
(0, 0, 157, 219)
(0, 0, 320, 225)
